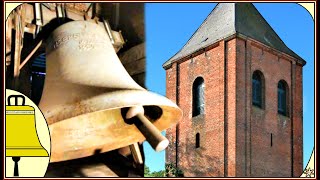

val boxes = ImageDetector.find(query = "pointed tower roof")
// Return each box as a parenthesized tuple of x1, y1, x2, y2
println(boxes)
(163, 3, 306, 69)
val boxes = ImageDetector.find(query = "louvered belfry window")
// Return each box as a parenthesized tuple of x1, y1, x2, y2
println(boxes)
(252, 71, 263, 108)
(193, 77, 205, 117)
(278, 80, 288, 115)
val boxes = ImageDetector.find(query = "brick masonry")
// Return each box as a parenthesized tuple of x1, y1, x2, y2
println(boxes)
(165, 37, 303, 177)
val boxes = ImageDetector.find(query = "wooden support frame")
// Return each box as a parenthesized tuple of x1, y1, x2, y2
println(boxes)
(19, 40, 43, 70)
(5, 13, 13, 69)
(13, 5, 25, 77)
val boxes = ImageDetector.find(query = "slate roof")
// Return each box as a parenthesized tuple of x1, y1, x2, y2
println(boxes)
(163, 3, 306, 69)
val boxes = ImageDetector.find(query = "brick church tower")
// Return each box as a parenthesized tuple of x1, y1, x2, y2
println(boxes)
(163, 3, 305, 177)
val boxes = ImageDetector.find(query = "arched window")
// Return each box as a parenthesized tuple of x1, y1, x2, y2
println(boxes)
(192, 77, 205, 117)
(252, 71, 264, 108)
(195, 133, 200, 148)
(278, 80, 288, 116)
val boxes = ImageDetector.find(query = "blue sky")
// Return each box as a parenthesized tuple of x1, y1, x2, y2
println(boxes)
(144, 3, 315, 172)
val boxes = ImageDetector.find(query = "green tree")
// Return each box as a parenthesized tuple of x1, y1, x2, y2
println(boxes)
(165, 163, 184, 177)
(151, 170, 166, 177)
(144, 164, 183, 177)
(144, 165, 151, 177)
(144, 165, 167, 177)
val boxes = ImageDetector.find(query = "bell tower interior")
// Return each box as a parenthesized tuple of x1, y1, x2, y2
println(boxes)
(5, 3, 148, 177)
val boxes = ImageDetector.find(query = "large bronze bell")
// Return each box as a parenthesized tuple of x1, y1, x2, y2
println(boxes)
(39, 21, 182, 162)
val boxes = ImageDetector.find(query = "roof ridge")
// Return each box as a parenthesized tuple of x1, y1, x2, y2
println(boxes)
(163, 3, 306, 69)
(236, 3, 303, 61)
(177, 3, 222, 53)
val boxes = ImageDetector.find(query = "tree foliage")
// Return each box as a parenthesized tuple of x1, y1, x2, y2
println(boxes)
(144, 163, 183, 177)
(144, 165, 151, 176)
(165, 163, 184, 177)
(144, 165, 166, 177)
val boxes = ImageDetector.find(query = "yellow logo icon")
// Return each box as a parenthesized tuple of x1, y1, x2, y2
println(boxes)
(5, 90, 50, 177)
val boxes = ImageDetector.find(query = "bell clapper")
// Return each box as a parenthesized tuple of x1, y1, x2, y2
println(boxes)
(126, 106, 169, 152)
(12, 157, 20, 176)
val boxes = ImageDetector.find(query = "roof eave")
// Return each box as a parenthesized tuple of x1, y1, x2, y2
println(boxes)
(163, 33, 306, 70)
(162, 31, 237, 70)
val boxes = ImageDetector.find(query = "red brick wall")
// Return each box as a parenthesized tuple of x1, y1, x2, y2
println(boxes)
(248, 39, 292, 177)
(166, 41, 226, 177)
(234, 38, 247, 177)
(165, 37, 303, 177)
(166, 63, 178, 166)
(292, 64, 303, 177)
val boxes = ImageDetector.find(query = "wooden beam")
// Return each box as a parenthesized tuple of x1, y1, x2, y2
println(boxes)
(19, 40, 43, 70)
(119, 43, 145, 76)
(129, 143, 143, 165)
(6, 13, 13, 68)
(13, 6, 23, 77)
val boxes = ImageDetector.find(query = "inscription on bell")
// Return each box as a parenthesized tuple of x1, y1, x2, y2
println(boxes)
(51, 33, 109, 51)
(79, 40, 95, 51)
(53, 33, 80, 49)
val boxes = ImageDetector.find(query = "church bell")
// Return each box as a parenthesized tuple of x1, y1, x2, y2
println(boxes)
(39, 21, 182, 162)
(6, 95, 49, 176)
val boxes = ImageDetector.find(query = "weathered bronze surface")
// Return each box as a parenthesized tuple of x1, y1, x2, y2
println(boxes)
(39, 21, 182, 162)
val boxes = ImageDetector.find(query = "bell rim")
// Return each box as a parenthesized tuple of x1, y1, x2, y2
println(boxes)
(42, 89, 181, 124)
(43, 90, 182, 162)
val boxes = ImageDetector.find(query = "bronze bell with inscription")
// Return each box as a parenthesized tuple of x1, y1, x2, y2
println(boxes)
(39, 21, 182, 162)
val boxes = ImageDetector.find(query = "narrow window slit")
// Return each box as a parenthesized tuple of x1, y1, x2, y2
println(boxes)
(196, 133, 200, 148)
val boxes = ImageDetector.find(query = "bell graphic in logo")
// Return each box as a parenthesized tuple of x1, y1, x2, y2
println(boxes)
(5, 89, 51, 177)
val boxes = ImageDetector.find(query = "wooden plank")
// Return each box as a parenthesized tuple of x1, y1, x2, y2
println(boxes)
(119, 43, 145, 65)
(122, 58, 145, 76)
(119, 43, 145, 81)
(129, 143, 143, 165)
(24, 23, 36, 34)
(131, 73, 145, 88)
(34, 3, 43, 26)
(13, 7, 22, 77)
(20, 4, 26, 40)
(131, 73, 146, 87)
(5, 13, 13, 68)
(45, 151, 143, 177)
(19, 40, 43, 70)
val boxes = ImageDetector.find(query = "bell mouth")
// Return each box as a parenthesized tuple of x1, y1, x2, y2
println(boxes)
(45, 89, 182, 162)
(49, 105, 180, 163)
